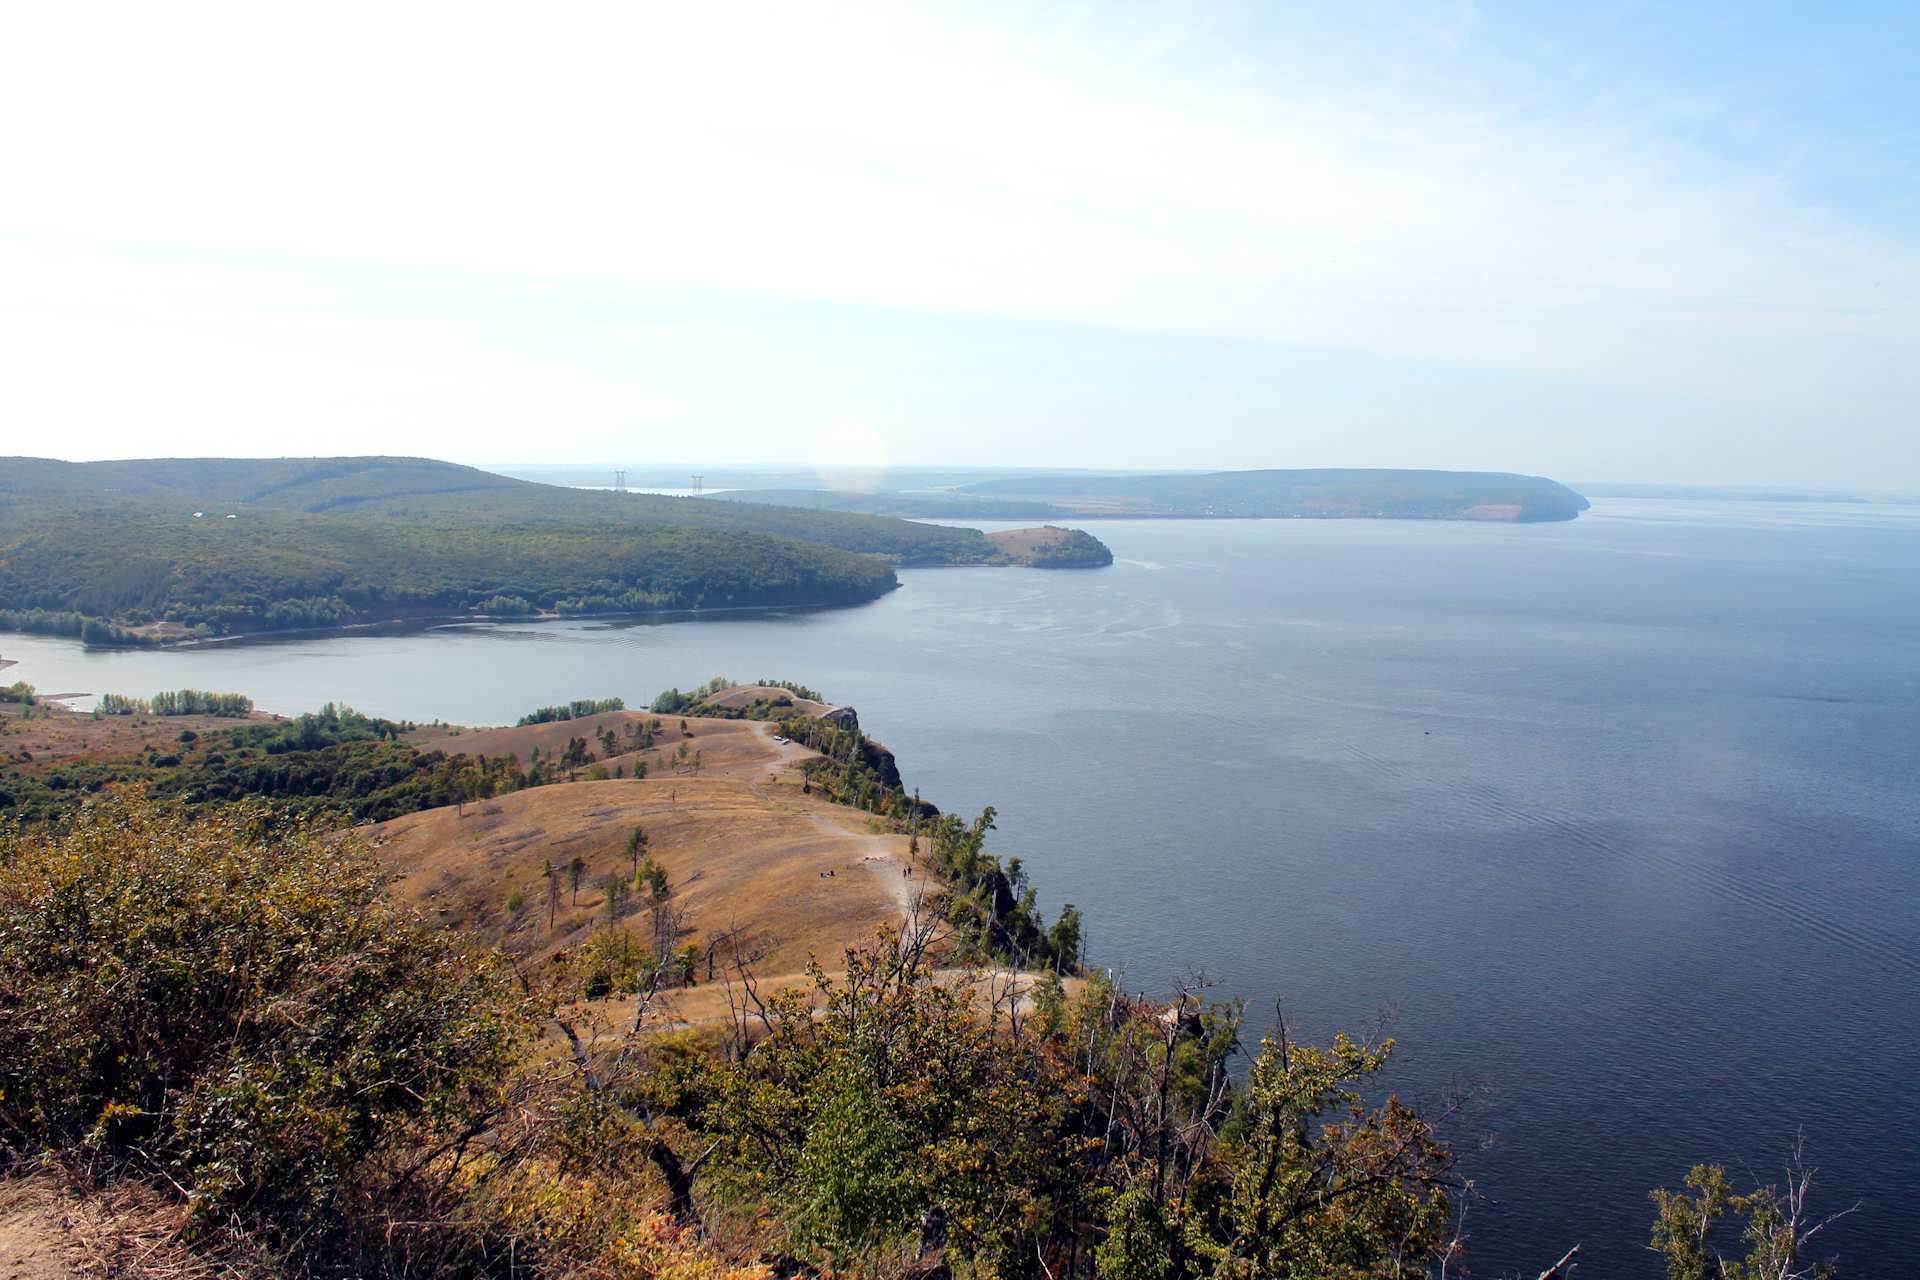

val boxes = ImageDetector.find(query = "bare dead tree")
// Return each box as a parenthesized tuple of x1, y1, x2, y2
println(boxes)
(1436, 1180, 1474, 1280)
(1743, 1135, 1858, 1280)
(1535, 1244, 1580, 1278)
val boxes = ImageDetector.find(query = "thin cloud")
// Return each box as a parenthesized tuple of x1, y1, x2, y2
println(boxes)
(0, 1, 1913, 481)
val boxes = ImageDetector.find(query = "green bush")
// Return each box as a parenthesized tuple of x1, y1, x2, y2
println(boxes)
(0, 794, 535, 1235)
(649, 687, 697, 715)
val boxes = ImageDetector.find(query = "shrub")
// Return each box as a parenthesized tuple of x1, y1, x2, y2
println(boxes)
(0, 793, 535, 1240)
(648, 688, 698, 715)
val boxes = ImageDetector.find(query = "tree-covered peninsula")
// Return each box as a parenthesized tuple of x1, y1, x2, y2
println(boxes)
(0, 492, 898, 638)
(0, 456, 1117, 640)
(0, 455, 1028, 565)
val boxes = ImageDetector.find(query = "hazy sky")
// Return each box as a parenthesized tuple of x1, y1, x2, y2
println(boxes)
(2, 1, 1915, 485)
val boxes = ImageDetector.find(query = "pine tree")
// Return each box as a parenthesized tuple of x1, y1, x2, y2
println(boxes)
(626, 825, 651, 877)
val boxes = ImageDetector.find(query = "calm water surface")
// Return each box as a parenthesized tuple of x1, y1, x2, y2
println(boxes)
(7, 499, 1918, 1276)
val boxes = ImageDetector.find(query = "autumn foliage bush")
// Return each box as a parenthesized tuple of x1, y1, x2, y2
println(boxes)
(0, 794, 755, 1279)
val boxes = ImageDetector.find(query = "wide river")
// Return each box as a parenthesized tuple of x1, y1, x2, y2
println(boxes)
(6, 498, 1917, 1275)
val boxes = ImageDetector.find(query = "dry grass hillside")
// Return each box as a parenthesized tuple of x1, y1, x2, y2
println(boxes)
(698, 684, 836, 717)
(0, 703, 275, 764)
(0, 683, 1085, 1280)
(984, 527, 1074, 558)
(366, 707, 937, 1016)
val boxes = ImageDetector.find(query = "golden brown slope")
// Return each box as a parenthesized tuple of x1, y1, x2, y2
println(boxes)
(365, 714, 932, 986)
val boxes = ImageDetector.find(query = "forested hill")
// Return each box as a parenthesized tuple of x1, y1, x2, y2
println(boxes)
(957, 467, 1591, 521)
(0, 456, 1008, 566)
(0, 493, 897, 638)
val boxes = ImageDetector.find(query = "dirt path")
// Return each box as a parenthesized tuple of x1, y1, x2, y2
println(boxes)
(0, 1202, 70, 1280)
(0, 1179, 199, 1280)
(799, 808, 927, 916)
(736, 721, 927, 919)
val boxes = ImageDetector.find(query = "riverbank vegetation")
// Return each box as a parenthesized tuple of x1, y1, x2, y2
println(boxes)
(0, 606, 156, 646)
(98, 688, 254, 717)
(517, 696, 628, 725)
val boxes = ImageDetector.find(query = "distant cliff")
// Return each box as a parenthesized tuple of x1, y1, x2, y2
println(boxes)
(955, 468, 1591, 523)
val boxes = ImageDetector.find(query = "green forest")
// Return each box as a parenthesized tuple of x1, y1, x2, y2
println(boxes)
(0, 492, 898, 636)
(0, 455, 1017, 564)
(0, 456, 1118, 640)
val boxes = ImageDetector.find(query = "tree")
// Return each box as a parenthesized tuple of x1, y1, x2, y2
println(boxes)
(711, 924, 1079, 1276)
(637, 853, 669, 903)
(603, 870, 626, 927)
(1650, 1142, 1851, 1280)
(627, 824, 651, 878)
(1065, 978, 1456, 1280)
(1048, 905, 1083, 971)
(569, 854, 587, 904)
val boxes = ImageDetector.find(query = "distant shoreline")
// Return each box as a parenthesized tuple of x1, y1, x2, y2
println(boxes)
(106, 599, 864, 651)
(1575, 483, 1920, 504)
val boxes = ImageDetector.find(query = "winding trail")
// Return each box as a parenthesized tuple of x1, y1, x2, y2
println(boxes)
(742, 721, 927, 918)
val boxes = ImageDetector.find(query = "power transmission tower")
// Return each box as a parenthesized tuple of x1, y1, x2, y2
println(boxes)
(613, 469, 627, 492)
(691, 475, 704, 495)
